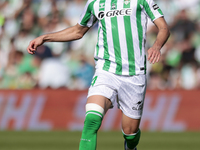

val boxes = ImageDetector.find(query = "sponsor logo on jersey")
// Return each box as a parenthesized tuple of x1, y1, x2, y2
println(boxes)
(98, 12, 105, 19)
(124, 0, 130, 5)
(98, 8, 132, 19)
(132, 101, 144, 111)
(152, 4, 159, 10)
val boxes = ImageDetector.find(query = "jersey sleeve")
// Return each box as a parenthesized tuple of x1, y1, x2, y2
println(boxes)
(78, 0, 97, 27)
(143, 0, 164, 22)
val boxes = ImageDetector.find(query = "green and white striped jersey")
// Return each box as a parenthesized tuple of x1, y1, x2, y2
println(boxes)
(78, 0, 163, 75)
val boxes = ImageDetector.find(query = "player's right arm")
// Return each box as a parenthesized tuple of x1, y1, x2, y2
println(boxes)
(27, 24, 90, 54)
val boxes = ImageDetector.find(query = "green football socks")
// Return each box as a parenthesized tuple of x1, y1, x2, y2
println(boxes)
(79, 110, 103, 150)
(123, 129, 141, 149)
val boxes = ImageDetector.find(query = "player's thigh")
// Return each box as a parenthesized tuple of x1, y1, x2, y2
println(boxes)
(87, 95, 112, 114)
(121, 113, 141, 134)
(87, 69, 118, 113)
(118, 75, 146, 119)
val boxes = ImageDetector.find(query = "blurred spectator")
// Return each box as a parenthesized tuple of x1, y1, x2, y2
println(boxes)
(72, 54, 94, 90)
(38, 57, 70, 89)
(64, 0, 85, 26)
(171, 9, 196, 42)
(0, 50, 38, 89)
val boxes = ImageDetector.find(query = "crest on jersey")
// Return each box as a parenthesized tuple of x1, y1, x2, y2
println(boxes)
(124, 0, 130, 5)
(99, 3, 105, 8)
(111, 3, 116, 10)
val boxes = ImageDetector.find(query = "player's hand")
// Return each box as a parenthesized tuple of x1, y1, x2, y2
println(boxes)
(147, 47, 161, 64)
(27, 36, 44, 55)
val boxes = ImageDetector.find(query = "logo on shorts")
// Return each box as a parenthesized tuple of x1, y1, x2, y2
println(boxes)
(132, 101, 143, 110)
(91, 76, 98, 86)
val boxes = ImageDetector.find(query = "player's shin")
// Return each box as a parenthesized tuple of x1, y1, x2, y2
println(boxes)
(123, 129, 141, 149)
(79, 103, 104, 150)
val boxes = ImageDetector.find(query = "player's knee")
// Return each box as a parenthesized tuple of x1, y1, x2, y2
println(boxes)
(122, 126, 139, 135)
(123, 129, 141, 149)
(122, 128, 135, 135)
(122, 128, 141, 138)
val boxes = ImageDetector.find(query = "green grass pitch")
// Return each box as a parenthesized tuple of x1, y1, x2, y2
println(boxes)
(0, 131, 200, 150)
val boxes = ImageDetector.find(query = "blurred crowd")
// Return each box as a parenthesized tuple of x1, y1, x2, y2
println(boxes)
(0, 0, 200, 90)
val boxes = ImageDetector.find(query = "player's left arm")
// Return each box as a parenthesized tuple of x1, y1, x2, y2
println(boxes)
(147, 17, 170, 64)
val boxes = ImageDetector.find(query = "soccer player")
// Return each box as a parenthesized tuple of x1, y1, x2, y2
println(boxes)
(27, 0, 170, 150)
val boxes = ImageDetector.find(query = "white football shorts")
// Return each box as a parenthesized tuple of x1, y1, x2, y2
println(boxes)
(87, 69, 147, 119)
